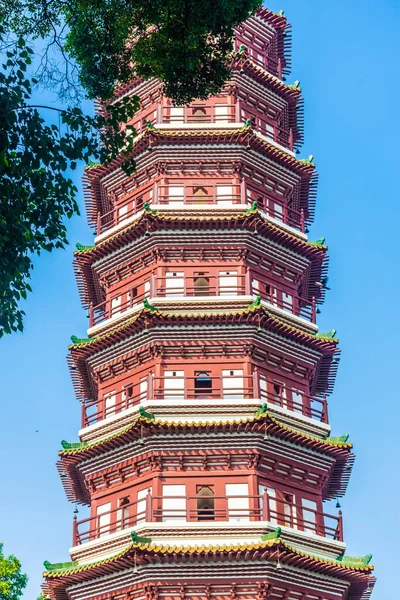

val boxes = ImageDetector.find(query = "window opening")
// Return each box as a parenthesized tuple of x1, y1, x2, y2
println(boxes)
(273, 382, 287, 409)
(191, 106, 207, 122)
(282, 493, 296, 528)
(116, 496, 130, 531)
(96, 503, 111, 538)
(193, 272, 210, 296)
(193, 186, 209, 205)
(265, 284, 277, 305)
(301, 498, 317, 533)
(194, 372, 212, 398)
(196, 486, 215, 521)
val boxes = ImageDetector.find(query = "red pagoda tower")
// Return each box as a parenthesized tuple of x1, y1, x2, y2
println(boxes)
(42, 8, 376, 600)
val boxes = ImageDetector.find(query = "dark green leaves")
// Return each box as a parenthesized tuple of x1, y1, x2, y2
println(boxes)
(0, 34, 138, 336)
(0, 0, 261, 335)
(63, 0, 261, 104)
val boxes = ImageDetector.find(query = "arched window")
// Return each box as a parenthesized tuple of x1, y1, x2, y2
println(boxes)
(194, 372, 212, 398)
(196, 486, 215, 521)
(192, 186, 209, 205)
(194, 272, 210, 296)
(191, 106, 207, 122)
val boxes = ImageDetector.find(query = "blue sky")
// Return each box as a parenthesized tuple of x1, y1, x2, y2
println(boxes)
(0, 1, 397, 597)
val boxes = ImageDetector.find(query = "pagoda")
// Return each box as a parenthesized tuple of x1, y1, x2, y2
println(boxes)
(42, 8, 375, 600)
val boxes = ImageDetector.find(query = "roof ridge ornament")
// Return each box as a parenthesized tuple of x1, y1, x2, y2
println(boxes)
(75, 242, 95, 252)
(143, 299, 159, 313)
(261, 527, 282, 541)
(309, 237, 326, 247)
(299, 154, 314, 165)
(139, 405, 155, 420)
(85, 159, 101, 169)
(131, 531, 152, 545)
(247, 295, 262, 310)
(244, 201, 258, 215)
(336, 554, 373, 566)
(143, 201, 157, 214)
(254, 403, 268, 417)
(60, 440, 88, 450)
(43, 560, 79, 572)
(315, 329, 337, 339)
(70, 335, 92, 345)
(323, 433, 350, 444)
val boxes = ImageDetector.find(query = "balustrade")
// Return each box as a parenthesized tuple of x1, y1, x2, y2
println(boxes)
(161, 104, 236, 124)
(240, 109, 293, 150)
(96, 183, 304, 237)
(73, 491, 342, 545)
(89, 275, 315, 329)
(156, 183, 242, 206)
(82, 373, 328, 427)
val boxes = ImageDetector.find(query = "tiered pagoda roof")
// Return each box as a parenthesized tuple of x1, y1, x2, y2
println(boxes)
(43, 533, 374, 600)
(67, 305, 339, 403)
(83, 126, 317, 227)
(74, 209, 328, 309)
(57, 409, 353, 506)
(42, 7, 376, 600)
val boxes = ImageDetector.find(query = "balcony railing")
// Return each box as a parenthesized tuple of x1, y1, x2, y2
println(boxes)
(155, 274, 247, 297)
(82, 374, 328, 427)
(161, 104, 237, 124)
(95, 183, 305, 237)
(89, 275, 316, 329)
(96, 192, 148, 236)
(156, 183, 243, 206)
(233, 41, 283, 78)
(250, 53, 282, 78)
(73, 490, 343, 545)
(160, 103, 293, 150)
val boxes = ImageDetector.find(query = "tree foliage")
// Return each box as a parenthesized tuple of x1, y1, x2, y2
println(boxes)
(0, 27, 139, 336)
(0, 543, 27, 600)
(64, 0, 261, 104)
(2, 0, 261, 104)
(0, 0, 261, 336)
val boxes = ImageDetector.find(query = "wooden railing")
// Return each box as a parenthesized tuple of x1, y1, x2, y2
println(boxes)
(73, 491, 342, 545)
(89, 287, 151, 327)
(233, 42, 283, 78)
(160, 103, 294, 151)
(82, 374, 328, 427)
(96, 184, 305, 237)
(155, 274, 247, 297)
(156, 183, 242, 206)
(96, 189, 150, 236)
(89, 275, 316, 329)
(241, 110, 293, 150)
(250, 283, 316, 323)
(161, 104, 236, 124)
